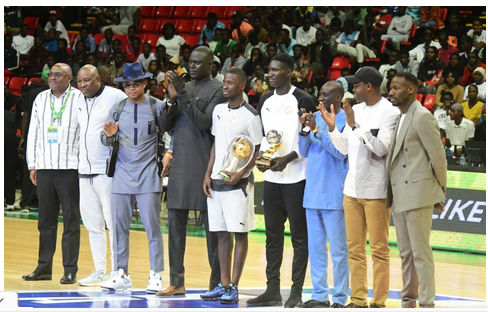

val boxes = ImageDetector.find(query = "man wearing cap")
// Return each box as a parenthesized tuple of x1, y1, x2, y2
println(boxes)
(24, 63, 82, 284)
(157, 46, 224, 297)
(44, 10, 70, 48)
(75, 64, 127, 286)
(100, 62, 166, 294)
(445, 103, 475, 158)
(321, 66, 399, 308)
(386, 72, 447, 308)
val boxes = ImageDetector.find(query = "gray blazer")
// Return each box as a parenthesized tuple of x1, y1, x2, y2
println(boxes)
(386, 100, 447, 212)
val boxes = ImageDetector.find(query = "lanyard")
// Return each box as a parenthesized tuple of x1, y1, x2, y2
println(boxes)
(50, 85, 72, 124)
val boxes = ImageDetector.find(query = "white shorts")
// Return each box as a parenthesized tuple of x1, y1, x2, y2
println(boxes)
(207, 183, 255, 233)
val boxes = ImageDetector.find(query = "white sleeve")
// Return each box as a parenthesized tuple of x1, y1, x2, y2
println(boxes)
(329, 126, 350, 155)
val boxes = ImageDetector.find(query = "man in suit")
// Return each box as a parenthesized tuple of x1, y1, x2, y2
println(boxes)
(386, 72, 447, 308)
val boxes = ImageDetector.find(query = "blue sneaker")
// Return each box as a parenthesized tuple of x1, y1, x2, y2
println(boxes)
(220, 284, 239, 304)
(200, 283, 226, 301)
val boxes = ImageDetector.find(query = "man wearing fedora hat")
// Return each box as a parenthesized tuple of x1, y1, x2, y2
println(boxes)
(100, 62, 166, 294)
(321, 66, 399, 308)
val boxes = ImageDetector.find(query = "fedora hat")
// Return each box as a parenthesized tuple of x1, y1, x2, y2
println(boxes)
(114, 62, 153, 83)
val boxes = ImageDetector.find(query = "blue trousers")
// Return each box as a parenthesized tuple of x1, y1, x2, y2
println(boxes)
(112, 193, 164, 273)
(306, 208, 349, 305)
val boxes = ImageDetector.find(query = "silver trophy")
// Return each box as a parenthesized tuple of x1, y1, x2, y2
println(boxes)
(255, 130, 283, 167)
(218, 135, 255, 180)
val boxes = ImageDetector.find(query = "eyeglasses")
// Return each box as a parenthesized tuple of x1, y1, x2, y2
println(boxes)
(123, 82, 141, 89)
(47, 72, 70, 79)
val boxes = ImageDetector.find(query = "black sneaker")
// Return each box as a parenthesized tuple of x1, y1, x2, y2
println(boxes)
(284, 291, 302, 308)
(331, 303, 345, 308)
(297, 299, 330, 308)
(345, 302, 368, 308)
(246, 289, 282, 306)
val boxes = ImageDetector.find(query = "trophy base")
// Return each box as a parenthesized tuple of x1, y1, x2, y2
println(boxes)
(218, 171, 231, 180)
(255, 158, 271, 167)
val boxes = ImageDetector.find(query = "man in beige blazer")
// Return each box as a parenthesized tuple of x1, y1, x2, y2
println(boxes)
(386, 72, 447, 308)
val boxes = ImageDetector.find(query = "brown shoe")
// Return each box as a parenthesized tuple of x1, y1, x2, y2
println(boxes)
(156, 285, 186, 296)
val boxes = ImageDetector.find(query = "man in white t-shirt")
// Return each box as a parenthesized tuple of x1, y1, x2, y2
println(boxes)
(321, 66, 399, 308)
(12, 24, 34, 59)
(44, 10, 70, 48)
(202, 68, 262, 304)
(445, 103, 475, 158)
(296, 17, 317, 47)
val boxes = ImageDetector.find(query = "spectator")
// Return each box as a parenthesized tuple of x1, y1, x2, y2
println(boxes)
(262, 43, 277, 71)
(380, 68, 398, 96)
(277, 28, 298, 56)
(92, 6, 119, 31)
(335, 19, 361, 60)
(214, 29, 237, 60)
(324, 6, 347, 26)
(42, 54, 57, 72)
(417, 46, 446, 94)
(251, 16, 269, 43)
(434, 91, 454, 129)
(178, 44, 192, 73)
(211, 58, 224, 83)
(463, 67, 486, 102)
(105, 39, 123, 65)
(162, 56, 188, 89)
(379, 49, 400, 78)
(393, 49, 420, 77)
(338, 16, 379, 68)
(467, 18, 486, 51)
(440, 128, 454, 158)
(460, 52, 486, 87)
(74, 27, 96, 54)
(346, 7, 368, 30)
(461, 85, 484, 124)
(335, 77, 355, 100)
(4, 34, 19, 71)
(199, 12, 225, 45)
(208, 28, 223, 52)
(72, 40, 88, 67)
(147, 60, 165, 85)
(136, 43, 157, 72)
(243, 47, 264, 76)
(296, 17, 317, 47)
(230, 11, 253, 45)
(420, 6, 445, 29)
(408, 28, 441, 63)
(44, 9, 70, 48)
(42, 28, 58, 52)
(107, 51, 125, 82)
(324, 17, 342, 56)
(97, 64, 115, 86)
(12, 24, 35, 60)
(125, 37, 142, 63)
(445, 14, 467, 48)
(445, 103, 475, 158)
(307, 28, 333, 77)
(295, 6, 320, 25)
(55, 38, 70, 63)
(244, 31, 267, 59)
(406, 6, 422, 25)
(157, 22, 186, 58)
(474, 107, 486, 142)
(246, 63, 270, 97)
(222, 44, 247, 76)
(445, 52, 464, 82)
(98, 28, 114, 60)
(438, 31, 459, 66)
(100, 6, 141, 35)
(28, 36, 49, 76)
(436, 70, 464, 106)
(381, 7, 413, 50)
(84, 53, 99, 67)
(155, 44, 168, 68)
(145, 78, 158, 96)
(371, 7, 394, 39)
(458, 35, 477, 67)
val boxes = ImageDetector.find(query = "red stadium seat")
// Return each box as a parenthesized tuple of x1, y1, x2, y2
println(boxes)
(28, 77, 42, 86)
(139, 19, 161, 34)
(328, 69, 342, 81)
(144, 34, 160, 47)
(141, 6, 156, 18)
(5, 76, 10, 85)
(416, 93, 424, 103)
(400, 25, 417, 46)
(189, 7, 209, 19)
(183, 34, 201, 47)
(193, 19, 207, 34)
(423, 94, 436, 111)
(330, 56, 351, 69)
(208, 7, 226, 20)
(175, 19, 194, 34)
(155, 6, 174, 19)
(93, 33, 104, 46)
(9, 77, 28, 96)
(173, 7, 191, 19)
(364, 40, 387, 63)
(225, 7, 246, 19)
(23, 17, 39, 35)
(4, 69, 13, 77)
(113, 34, 128, 47)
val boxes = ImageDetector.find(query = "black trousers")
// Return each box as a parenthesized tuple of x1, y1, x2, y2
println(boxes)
(4, 131, 17, 205)
(263, 180, 308, 291)
(36, 170, 80, 274)
(167, 209, 220, 289)
(20, 150, 37, 209)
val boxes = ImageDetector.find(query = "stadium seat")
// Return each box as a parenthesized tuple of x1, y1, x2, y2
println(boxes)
(193, 19, 207, 35)
(113, 34, 128, 47)
(225, 7, 246, 19)
(93, 33, 104, 46)
(141, 6, 156, 18)
(400, 25, 417, 46)
(155, 6, 174, 19)
(416, 93, 424, 103)
(5, 76, 10, 85)
(208, 7, 226, 20)
(173, 7, 191, 19)
(23, 17, 39, 35)
(330, 56, 351, 69)
(4, 69, 13, 77)
(145, 34, 160, 47)
(423, 94, 436, 111)
(68, 32, 78, 47)
(9, 77, 28, 96)
(189, 7, 209, 19)
(364, 40, 387, 63)
(28, 77, 41, 86)
(175, 19, 194, 34)
(328, 69, 342, 81)
(139, 19, 161, 34)
(183, 34, 201, 47)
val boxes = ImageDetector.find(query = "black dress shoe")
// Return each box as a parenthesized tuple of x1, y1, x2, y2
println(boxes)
(22, 270, 52, 281)
(60, 272, 76, 284)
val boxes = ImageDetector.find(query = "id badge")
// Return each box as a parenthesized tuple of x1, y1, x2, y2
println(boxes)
(47, 126, 59, 144)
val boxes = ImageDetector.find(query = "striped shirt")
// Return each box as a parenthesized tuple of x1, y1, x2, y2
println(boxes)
(27, 85, 82, 170)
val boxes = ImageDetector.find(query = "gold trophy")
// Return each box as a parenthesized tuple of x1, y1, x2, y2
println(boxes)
(218, 135, 255, 180)
(255, 130, 283, 167)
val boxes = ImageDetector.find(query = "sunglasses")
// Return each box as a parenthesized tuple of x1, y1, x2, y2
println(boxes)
(123, 82, 141, 89)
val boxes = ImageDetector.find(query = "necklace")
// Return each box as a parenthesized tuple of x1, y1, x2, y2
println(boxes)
(274, 87, 292, 112)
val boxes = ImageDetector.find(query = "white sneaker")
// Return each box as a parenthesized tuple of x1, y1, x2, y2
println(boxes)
(146, 270, 163, 294)
(14, 199, 21, 209)
(78, 270, 108, 286)
(6, 205, 14, 211)
(101, 268, 132, 292)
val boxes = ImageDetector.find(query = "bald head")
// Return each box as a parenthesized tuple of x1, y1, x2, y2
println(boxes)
(77, 64, 102, 98)
(319, 81, 344, 113)
(48, 63, 73, 96)
(97, 65, 114, 86)
(189, 46, 214, 81)
(193, 46, 214, 63)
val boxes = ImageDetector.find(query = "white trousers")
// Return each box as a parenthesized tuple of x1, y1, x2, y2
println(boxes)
(380, 34, 410, 50)
(79, 175, 114, 272)
(337, 43, 377, 64)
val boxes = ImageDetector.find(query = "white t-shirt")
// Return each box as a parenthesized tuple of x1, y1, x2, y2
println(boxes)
(433, 107, 449, 130)
(446, 118, 475, 146)
(44, 20, 70, 47)
(467, 29, 486, 43)
(463, 82, 486, 102)
(156, 35, 186, 57)
(210, 102, 263, 180)
(136, 52, 157, 71)
(296, 26, 318, 46)
(12, 34, 34, 55)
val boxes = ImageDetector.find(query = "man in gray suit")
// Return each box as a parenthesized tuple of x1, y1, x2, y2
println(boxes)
(386, 72, 447, 308)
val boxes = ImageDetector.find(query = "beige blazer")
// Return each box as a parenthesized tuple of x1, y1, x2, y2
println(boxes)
(386, 100, 447, 212)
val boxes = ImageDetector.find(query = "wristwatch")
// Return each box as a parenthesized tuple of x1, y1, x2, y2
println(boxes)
(312, 126, 320, 134)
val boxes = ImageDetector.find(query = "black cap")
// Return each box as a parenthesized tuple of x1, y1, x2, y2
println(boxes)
(232, 11, 242, 18)
(344, 66, 383, 87)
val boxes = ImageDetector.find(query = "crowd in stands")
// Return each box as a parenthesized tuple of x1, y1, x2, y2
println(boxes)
(4, 6, 487, 210)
